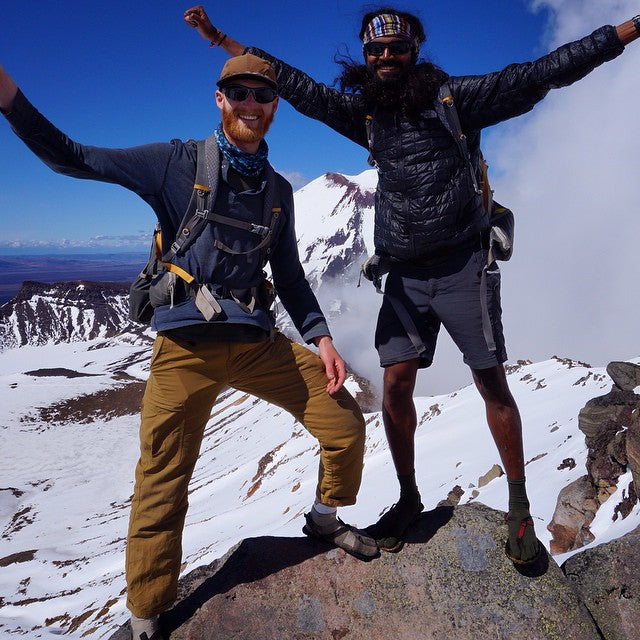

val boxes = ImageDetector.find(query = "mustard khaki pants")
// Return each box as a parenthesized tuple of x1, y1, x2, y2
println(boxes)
(125, 331, 366, 618)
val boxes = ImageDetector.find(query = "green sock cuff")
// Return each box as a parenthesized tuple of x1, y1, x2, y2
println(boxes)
(507, 479, 530, 512)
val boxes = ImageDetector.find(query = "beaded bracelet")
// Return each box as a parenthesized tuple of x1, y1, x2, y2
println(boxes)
(209, 32, 227, 48)
(632, 15, 640, 35)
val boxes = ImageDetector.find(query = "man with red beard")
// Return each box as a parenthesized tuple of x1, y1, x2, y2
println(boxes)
(185, 5, 640, 568)
(0, 54, 378, 640)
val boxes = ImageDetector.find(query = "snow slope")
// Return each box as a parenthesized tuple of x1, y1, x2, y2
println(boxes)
(2, 335, 639, 639)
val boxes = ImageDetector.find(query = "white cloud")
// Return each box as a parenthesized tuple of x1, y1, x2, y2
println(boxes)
(276, 170, 310, 191)
(485, 0, 640, 370)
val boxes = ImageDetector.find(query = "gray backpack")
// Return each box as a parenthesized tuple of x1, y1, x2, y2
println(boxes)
(129, 136, 281, 324)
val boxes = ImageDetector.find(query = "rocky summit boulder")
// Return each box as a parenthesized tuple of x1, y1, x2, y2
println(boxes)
(110, 503, 601, 640)
(563, 525, 640, 640)
(606, 361, 640, 391)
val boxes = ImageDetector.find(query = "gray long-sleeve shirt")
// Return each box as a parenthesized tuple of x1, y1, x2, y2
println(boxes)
(3, 90, 330, 343)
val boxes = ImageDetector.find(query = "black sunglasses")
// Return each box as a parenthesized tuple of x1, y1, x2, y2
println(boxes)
(363, 40, 414, 57)
(221, 85, 278, 104)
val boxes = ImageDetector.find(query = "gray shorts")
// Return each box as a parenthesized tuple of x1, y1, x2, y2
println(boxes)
(374, 247, 507, 370)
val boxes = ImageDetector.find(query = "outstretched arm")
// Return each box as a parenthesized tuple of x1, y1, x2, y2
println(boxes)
(0, 65, 18, 113)
(616, 16, 640, 45)
(183, 5, 244, 56)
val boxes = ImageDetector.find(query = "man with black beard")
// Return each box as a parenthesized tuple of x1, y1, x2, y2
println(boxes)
(185, 5, 640, 565)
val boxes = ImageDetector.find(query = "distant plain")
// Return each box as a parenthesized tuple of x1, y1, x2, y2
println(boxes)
(0, 254, 146, 305)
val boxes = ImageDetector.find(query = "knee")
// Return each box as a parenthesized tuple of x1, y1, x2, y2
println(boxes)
(383, 374, 414, 411)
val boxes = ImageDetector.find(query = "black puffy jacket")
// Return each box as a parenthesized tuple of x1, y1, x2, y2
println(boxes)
(248, 25, 623, 262)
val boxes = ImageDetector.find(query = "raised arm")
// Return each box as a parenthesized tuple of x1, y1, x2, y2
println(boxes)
(183, 5, 245, 56)
(183, 5, 369, 147)
(616, 15, 640, 45)
(0, 65, 18, 113)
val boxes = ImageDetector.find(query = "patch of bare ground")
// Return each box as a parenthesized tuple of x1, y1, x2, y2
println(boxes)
(24, 368, 100, 378)
(0, 549, 37, 567)
(21, 381, 147, 426)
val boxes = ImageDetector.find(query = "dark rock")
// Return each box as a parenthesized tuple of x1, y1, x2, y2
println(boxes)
(578, 388, 638, 440)
(607, 361, 640, 391)
(613, 481, 638, 521)
(109, 503, 601, 640)
(628, 407, 640, 499)
(563, 525, 640, 640)
(578, 388, 637, 488)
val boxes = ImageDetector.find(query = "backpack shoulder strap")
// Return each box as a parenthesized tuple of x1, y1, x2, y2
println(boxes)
(434, 83, 482, 196)
(162, 136, 216, 262)
(365, 113, 378, 168)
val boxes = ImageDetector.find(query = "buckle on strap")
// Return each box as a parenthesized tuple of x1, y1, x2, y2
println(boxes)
(195, 208, 209, 219)
(250, 223, 269, 237)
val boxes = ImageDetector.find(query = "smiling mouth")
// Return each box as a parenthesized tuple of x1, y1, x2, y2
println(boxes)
(376, 63, 401, 72)
(237, 112, 261, 124)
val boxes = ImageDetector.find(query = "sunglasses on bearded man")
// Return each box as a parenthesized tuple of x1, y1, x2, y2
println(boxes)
(221, 85, 278, 104)
(363, 40, 414, 57)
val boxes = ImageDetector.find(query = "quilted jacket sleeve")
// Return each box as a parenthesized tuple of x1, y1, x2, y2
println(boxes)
(246, 47, 369, 149)
(450, 25, 624, 131)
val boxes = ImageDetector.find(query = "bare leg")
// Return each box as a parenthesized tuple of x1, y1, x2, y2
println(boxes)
(471, 364, 540, 562)
(471, 364, 524, 480)
(373, 359, 424, 551)
(382, 358, 420, 476)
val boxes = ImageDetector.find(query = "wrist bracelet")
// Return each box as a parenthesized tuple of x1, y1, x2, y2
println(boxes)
(209, 31, 227, 47)
(632, 15, 640, 35)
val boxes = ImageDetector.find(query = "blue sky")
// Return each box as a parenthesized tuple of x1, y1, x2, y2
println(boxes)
(0, 0, 555, 250)
(1, 1, 639, 385)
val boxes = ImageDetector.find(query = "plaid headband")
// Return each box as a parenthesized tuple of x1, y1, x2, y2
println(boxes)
(363, 13, 415, 44)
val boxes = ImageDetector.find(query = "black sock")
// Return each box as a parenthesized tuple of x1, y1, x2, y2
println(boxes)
(398, 471, 420, 501)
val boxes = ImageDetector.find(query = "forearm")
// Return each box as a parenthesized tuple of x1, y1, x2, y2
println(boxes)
(208, 31, 245, 57)
(4, 90, 169, 194)
(0, 65, 18, 113)
(616, 16, 640, 46)
(455, 25, 625, 131)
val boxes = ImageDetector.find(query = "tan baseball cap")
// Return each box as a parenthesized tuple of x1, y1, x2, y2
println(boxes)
(217, 54, 277, 90)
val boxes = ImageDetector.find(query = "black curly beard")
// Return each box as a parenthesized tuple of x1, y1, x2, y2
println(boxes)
(336, 59, 447, 117)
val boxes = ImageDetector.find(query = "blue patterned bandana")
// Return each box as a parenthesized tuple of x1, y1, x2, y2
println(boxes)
(214, 124, 268, 176)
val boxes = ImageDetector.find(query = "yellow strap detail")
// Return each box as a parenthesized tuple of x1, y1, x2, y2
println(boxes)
(154, 229, 163, 258)
(272, 207, 282, 213)
(442, 95, 454, 105)
(194, 183, 211, 192)
(162, 262, 195, 284)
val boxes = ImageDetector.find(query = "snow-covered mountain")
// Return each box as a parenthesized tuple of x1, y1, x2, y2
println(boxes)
(1, 169, 640, 639)
(0, 280, 132, 350)
(2, 336, 639, 640)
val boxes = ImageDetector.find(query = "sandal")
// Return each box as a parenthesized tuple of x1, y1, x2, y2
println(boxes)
(303, 513, 379, 561)
(504, 514, 545, 566)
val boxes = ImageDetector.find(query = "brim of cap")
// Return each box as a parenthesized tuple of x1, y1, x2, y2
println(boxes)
(217, 72, 277, 90)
